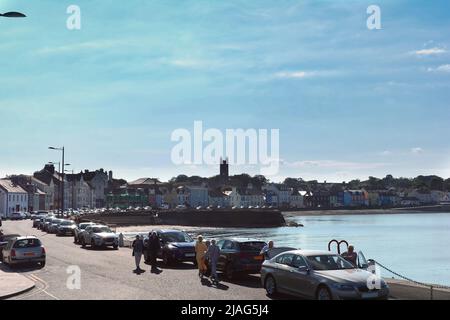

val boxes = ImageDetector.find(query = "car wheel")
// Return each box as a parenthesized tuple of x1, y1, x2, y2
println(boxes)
(265, 275, 277, 297)
(91, 240, 96, 249)
(316, 286, 332, 300)
(39, 261, 46, 268)
(225, 263, 234, 280)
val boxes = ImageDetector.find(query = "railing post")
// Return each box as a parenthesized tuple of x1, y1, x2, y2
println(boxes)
(430, 286, 434, 300)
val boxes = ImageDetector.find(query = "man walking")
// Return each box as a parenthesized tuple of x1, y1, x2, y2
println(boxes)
(132, 235, 144, 273)
(148, 232, 161, 273)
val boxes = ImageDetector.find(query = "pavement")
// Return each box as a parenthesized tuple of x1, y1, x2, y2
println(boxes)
(0, 269, 35, 299)
(386, 279, 450, 300)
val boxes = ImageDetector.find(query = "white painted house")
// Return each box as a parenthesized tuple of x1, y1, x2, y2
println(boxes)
(0, 179, 29, 218)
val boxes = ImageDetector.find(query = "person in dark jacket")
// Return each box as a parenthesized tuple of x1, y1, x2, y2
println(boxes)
(132, 235, 144, 272)
(148, 232, 161, 272)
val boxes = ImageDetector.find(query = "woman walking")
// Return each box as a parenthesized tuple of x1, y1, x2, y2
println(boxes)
(195, 235, 208, 279)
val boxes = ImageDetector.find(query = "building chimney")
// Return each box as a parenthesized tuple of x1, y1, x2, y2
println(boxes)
(108, 171, 113, 181)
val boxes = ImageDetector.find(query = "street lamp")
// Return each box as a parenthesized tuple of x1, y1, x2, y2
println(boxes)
(49, 146, 67, 213)
(0, 12, 26, 18)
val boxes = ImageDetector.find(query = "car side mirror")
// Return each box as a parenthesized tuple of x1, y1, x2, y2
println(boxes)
(298, 266, 310, 274)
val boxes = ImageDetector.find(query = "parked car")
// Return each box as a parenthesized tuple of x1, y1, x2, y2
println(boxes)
(79, 225, 119, 249)
(2, 236, 46, 268)
(144, 229, 196, 265)
(74, 222, 95, 244)
(10, 212, 27, 220)
(260, 250, 389, 300)
(32, 215, 47, 228)
(41, 216, 56, 232)
(214, 238, 266, 280)
(56, 220, 77, 236)
(0, 233, 21, 260)
(47, 219, 64, 234)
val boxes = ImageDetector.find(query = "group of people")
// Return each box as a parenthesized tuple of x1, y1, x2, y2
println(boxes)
(131, 232, 161, 273)
(195, 235, 220, 284)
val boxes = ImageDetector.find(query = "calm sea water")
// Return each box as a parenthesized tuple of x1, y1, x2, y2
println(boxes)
(196, 212, 450, 286)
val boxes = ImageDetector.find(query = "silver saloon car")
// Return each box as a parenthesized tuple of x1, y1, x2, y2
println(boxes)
(261, 250, 389, 300)
(2, 236, 46, 268)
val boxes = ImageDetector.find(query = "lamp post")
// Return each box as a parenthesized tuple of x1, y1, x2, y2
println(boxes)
(65, 169, 75, 210)
(49, 147, 69, 213)
(0, 12, 26, 18)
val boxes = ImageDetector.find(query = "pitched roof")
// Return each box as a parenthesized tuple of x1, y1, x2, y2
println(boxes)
(0, 179, 28, 194)
(128, 178, 161, 186)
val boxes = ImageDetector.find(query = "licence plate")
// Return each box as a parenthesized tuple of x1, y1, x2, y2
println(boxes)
(24, 252, 35, 257)
(362, 291, 379, 299)
(185, 253, 195, 257)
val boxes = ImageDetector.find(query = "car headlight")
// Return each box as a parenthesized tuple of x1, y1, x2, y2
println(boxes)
(332, 283, 355, 291)
(167, 244, 176, 249)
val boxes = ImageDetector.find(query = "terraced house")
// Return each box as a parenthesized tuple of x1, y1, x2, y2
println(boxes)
(0, 179, 28, 218)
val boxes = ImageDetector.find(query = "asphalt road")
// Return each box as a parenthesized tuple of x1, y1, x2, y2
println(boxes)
(1, 220, 270, 300)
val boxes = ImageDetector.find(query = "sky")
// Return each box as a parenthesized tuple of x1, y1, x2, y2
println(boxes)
(1, 0, 450, 182)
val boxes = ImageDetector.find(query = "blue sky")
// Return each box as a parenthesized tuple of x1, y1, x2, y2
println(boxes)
(1, 0, 450, 182)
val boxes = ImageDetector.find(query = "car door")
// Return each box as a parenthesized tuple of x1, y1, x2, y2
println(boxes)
(288, 255, 316, 299)
(217, 240, 233, 271)
(273, 253, 296, 292)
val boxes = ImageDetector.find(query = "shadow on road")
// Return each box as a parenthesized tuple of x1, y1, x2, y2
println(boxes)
(200, 277, 229, 291)
(218, 274, 262, 289)
(143, 260, 197, 270)
(0, 261, 43, 273)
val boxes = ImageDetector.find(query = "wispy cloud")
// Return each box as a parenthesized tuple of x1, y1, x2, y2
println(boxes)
(411, 147, 424, 154)
(283, 160, 388, 170)
(379, 150, 392, 156)
(412, 47, 446, 56)
(427, 64, 450, 73)
(274, 70, 315, 79)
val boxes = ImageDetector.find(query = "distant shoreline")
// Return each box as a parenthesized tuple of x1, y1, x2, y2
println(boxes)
(283, 205, 450, 218)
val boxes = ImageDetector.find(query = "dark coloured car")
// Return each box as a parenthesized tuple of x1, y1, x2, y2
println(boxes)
(215, 238, 266, 280)
(57, 220, 77, 236)
(144, 229, 196, 265)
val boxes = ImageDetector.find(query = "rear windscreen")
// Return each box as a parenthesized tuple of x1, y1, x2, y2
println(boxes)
(239, 242, 266, 251)
(14, 239, 42, 248)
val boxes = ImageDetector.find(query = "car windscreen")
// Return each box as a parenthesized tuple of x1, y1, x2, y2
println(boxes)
(160, 232, 192, 243)
(306, 255, 355, 271)
(60, 221, 74, 226)
(80, 223, 92, 229)
(239, 241, 266, 251)
(92, 227, 112, 233)
(13, 238, 42, 248)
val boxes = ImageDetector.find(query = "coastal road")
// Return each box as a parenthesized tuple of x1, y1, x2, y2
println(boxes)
(1, 220, 270, 300)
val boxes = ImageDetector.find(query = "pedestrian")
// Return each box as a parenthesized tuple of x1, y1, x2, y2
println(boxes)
(341, 245, 358, 267)
(260, 240, 274, 260)
(205, 239, 220, 284)
(118, 233, 124, 247)
(195, 235, 208, 279)
(132, 235, 144, 272)
(148, 231, 161, 272)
